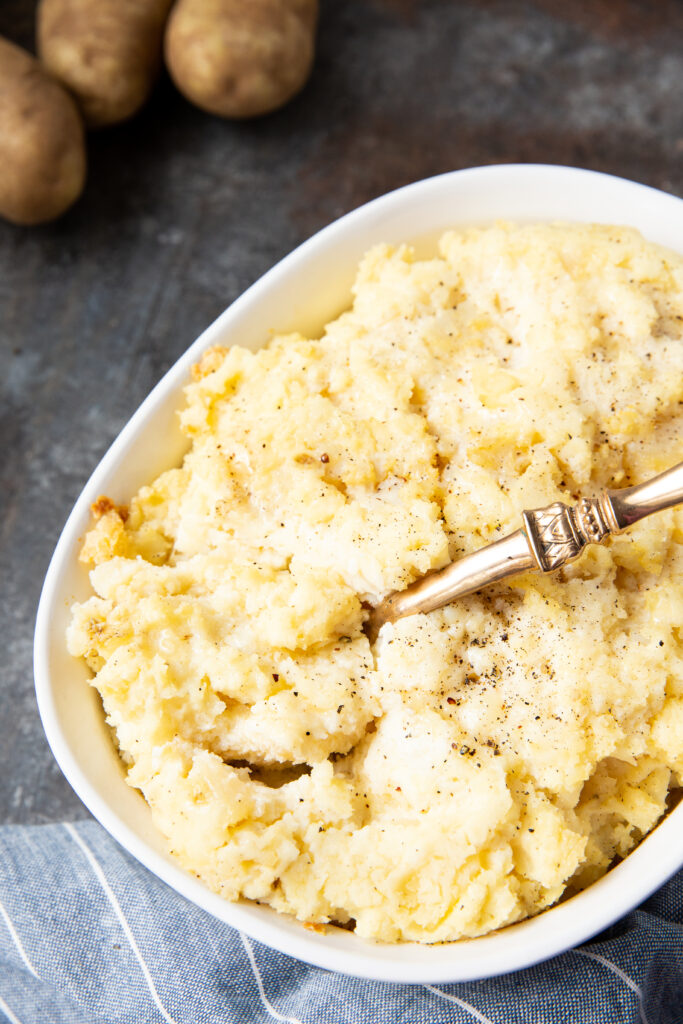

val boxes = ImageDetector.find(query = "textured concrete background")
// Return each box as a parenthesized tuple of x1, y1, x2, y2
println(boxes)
(1, 0, 682, 825)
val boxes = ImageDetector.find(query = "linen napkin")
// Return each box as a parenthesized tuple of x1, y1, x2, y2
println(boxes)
(0, 820, 681, 1024)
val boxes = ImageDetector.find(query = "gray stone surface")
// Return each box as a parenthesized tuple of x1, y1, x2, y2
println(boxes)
(1, 0, 682, 824)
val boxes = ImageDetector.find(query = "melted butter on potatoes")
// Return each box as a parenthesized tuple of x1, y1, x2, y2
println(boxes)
(68, 223, 683, 943)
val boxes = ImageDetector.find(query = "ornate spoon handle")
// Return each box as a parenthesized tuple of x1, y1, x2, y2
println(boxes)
(523, 460, 683, 571)
(367, 460, 683, 637)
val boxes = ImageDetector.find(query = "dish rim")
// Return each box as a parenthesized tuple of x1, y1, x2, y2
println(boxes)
(34, 163, 683, 983)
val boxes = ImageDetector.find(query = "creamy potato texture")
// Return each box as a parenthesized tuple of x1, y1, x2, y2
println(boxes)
(68, 223, 683, 942)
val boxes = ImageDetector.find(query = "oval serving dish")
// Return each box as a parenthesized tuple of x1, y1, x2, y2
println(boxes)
(35, 164, 683, 983)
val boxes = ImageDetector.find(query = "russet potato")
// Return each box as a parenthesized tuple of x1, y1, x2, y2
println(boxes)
(164, 0, 318, 119)
(37, 0, 174, 127)
(0, 37, 86, 225)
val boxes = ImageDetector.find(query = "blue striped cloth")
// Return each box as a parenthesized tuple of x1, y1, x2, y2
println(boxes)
(0, 820, 681, 1024)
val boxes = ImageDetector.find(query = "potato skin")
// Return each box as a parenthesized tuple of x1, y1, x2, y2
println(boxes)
(37, 0, 174, 127)
(165, 0, 318, 119)
(0, 37, 86, 226)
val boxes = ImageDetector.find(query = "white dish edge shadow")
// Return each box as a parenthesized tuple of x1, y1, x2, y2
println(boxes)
(34, 164, 683, 984)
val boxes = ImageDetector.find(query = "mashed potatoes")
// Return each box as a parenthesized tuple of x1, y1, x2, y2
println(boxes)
(68, 223, 683, 943)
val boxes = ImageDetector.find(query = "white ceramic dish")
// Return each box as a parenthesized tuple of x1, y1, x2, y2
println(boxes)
(35, 164, 683, 983)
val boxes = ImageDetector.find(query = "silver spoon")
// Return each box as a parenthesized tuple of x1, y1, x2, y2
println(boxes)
(366, 459, 683, 639)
